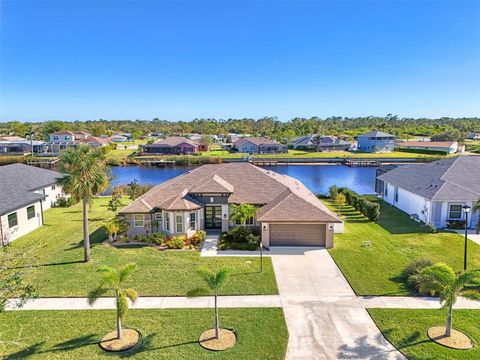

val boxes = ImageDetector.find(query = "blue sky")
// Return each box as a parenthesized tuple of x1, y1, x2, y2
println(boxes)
(1, 1, 479, 122)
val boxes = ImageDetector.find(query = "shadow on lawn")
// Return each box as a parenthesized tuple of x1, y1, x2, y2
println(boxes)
(64, 228, 107, 251)
(115, 333, 199, 358)
(337, 333, 405, 360)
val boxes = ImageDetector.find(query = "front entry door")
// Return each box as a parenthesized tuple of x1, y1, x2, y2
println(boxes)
(205, 206, 222, 229)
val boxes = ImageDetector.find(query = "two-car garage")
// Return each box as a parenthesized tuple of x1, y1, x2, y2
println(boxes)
(267, 223, 327, 247)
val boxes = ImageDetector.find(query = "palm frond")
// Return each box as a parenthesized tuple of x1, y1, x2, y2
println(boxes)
(197, 266, 215, 290)
(87, 286, 109, 305)
(124, 288, 138, 303)
(119, 263, 137, 283)
(117, 291, 129, 320)
(214, 267, 232, 290)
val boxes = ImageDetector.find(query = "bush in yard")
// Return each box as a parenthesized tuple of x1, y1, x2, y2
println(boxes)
(219, 226, 260, 250)
(356, 197, 366, 213)
(363, 201, 380, 221)
(166, 236, 185, 249)
(328, 185, 339, 199)
(190, 230, 207, 246)
(402, 258, 434, 293)
(426, 224, 437, 233)
(151, 232, 167, 245)
(335, 193, 346, 208)
(56, 196, 76, 207)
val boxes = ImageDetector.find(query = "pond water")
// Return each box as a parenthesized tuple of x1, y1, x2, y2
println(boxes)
(109, 164, 377, 195)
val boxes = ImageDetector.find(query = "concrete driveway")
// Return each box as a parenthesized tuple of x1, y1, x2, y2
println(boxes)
(272, 248, 405, 360)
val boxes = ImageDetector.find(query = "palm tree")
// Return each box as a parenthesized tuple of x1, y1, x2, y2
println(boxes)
(187, 266, 231, 339)
(58, 145, 109, 262)
(229, 203, 257, 226)
(103, 217, 127, 243)
(88, 263, 138, 340)
(417, 263, 480, 337)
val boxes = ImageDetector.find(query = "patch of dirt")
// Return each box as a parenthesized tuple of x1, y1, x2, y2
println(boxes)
(99, 329, 141, 352)
(427, 326, 473, 350)
(199, 328, 236, 351)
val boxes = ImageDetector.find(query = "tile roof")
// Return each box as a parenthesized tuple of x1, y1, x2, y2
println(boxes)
(377, 155, 480, 201)
(145, 136, 199, 148)
(0, 164, 63, 215)
(120, 163, 341, 223)
(50, 131, 75, 136)
(233, 137, 279, 147)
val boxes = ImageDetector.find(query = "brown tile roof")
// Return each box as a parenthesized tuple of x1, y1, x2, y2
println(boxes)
(50, 130, 76, 136)
(146, 136, 199, 148)
(120, 163, 341, 223)
(398, 141, 456, 148)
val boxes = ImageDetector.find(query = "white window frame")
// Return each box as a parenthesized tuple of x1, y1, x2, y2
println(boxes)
(448, 204, 463, 220)
(175, 214, 184, 233)
(190, 212, 196, 230)
(133, 214, 144, 227)
(154, 212, 162, 221)
(165, 213, 171, 232)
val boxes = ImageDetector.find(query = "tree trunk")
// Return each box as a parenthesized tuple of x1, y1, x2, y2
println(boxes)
(214, 292, 219, 339)
(82, 196, 90, 262)
(445, 303, 453, 337)
(116, 290, 122, 339)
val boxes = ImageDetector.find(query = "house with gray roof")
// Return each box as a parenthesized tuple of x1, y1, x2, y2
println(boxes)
(120, 162, 342, 248)
(377, 155, 480, 229)
(289, 135, 351, 151)
(233, 137, 287, 154)
(0, 164, 65, 244)
(357, 131, 395, 153)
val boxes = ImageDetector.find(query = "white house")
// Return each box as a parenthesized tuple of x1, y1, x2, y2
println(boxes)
(397, 141, 462, 154)
(376, 155, 480, 229)
(0, 164, 65, 244)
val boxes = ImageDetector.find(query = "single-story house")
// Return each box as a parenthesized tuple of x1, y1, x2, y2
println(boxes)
(0, 140, 47, 156)
(111, 135, 129, 142)
(357, 131, 396, 153)
(397, 141, 463, 154)
(142, 136, 203, 155)
(233, 137, 288, 154)
(466, 132, 480, 140)
(290, 135, 351, 151)
(0, 164, 65, 244)
(119, 163, 343, 248)
(376, 155, 480, 229)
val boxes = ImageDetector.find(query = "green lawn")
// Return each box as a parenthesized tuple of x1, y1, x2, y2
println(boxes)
(106, 148, 136, 161)
(4, 197, 277, 297)
(0, 308, 287, 359)
(327, 199, 480, 296)
(369, 309, 480, 360)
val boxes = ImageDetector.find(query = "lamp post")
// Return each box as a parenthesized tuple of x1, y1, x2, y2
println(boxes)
(462, 205, 471, 271)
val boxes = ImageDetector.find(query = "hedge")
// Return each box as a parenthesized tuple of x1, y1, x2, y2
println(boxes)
(339, 188, 380, 221)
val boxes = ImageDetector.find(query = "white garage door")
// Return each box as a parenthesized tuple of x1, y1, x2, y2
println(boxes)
(269, 224, 326, 247)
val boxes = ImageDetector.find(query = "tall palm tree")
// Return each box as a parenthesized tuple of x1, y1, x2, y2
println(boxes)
(58, 145, 109, 262)
(417, 263, 480, 337)
(187, 266, 231, 339)
(229, 203, 257, 226)
(88, 263, 138, 340)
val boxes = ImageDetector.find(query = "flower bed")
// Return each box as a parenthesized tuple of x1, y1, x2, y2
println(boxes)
(219, 227, 260, 251)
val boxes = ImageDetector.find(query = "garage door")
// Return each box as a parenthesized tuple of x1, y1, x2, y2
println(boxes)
(269, 224, 326, 247)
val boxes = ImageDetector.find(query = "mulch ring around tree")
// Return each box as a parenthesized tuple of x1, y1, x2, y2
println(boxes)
(99, 329, 141, 352)
(199, 328, 237, 351)
(427, 326, 474, 350)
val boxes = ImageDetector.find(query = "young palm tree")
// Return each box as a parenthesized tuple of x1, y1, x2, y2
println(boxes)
(58, 145, 109, 262)
(229, 203, 257, 226)
(418, 263, 480, 337)
(103, 218, 127, 243)
(187, 266, 231, 339)
(88, 263, 138, 340)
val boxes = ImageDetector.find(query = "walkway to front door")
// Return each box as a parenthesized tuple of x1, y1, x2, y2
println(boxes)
(205, 205, 222, 229)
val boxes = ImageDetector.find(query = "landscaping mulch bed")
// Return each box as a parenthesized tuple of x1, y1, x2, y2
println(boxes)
(99, 329, 141, 352)
(427, 326, 473, 350)
(199, 328, 237, 351)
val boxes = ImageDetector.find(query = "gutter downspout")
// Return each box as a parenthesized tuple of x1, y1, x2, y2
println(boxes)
(40, 200, 44, 226)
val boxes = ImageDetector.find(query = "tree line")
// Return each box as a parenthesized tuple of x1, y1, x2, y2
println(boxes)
(1, 115, 479, 142)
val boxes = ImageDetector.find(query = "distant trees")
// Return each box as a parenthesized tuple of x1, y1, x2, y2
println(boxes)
(431, 129, 464, 142)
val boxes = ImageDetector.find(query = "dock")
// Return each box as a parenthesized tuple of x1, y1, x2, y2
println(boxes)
(26, 157, 59, 168)
(135, 157, 176, 166)
(344, 158, 380, 167)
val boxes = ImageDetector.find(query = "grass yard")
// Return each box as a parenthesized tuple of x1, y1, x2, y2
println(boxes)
(0, 308, 287, 359)
(327, 199, 480, 296)
(369, 309, 480, 360)
(105, 148, 136, 161)
(4, 197, 277, 297)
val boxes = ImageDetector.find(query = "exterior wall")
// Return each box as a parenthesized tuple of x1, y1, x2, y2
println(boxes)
(399, 144, 457, 154)
(49, 134, 75, 142)
(34, 184, 65, 210)
(383, 182, 431, 224)
(237, 142, 259, 154)
(357, 135, 395, 153)
(0, 201, 43, 243)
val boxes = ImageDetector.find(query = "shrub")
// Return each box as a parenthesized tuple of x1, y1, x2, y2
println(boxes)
(190, 230, 207, 246)
(363, 201, 380, 221)
(56, 196, 76, 207)
(328, 185, 339, 199)
(166, 236, 185, 249)
(447, 220, 466, 229)
(402, 258, 434, 293)
(426, 224, 437, 233)
(151, 232, 167, 245)
(134, 234, 150, 243)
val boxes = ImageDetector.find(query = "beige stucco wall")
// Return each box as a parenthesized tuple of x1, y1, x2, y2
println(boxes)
(33, 184, 65, 210)
(1, 201, 43, 243)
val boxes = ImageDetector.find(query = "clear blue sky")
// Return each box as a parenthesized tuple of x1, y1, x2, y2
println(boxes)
(1, 1, 479, 122)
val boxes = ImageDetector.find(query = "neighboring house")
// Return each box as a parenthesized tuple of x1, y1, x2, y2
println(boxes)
(48, 131, 77, 142)
(466, 132, 480, 140)
(397, 141, 462, 154)
(290, 135, 351, 151)
(111, 135, 128, 142)
(376, 155, 480, 229)
(0, 140, 47, 156)
(119, 163, 343, 248)
(233, 137, 288, 154)
(357, 131, 396, 153)
(75, 136, 110, 147)
(0, 136, 26, 142)
(142, 136, 201, 155)
(0, 164, 65, 244)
